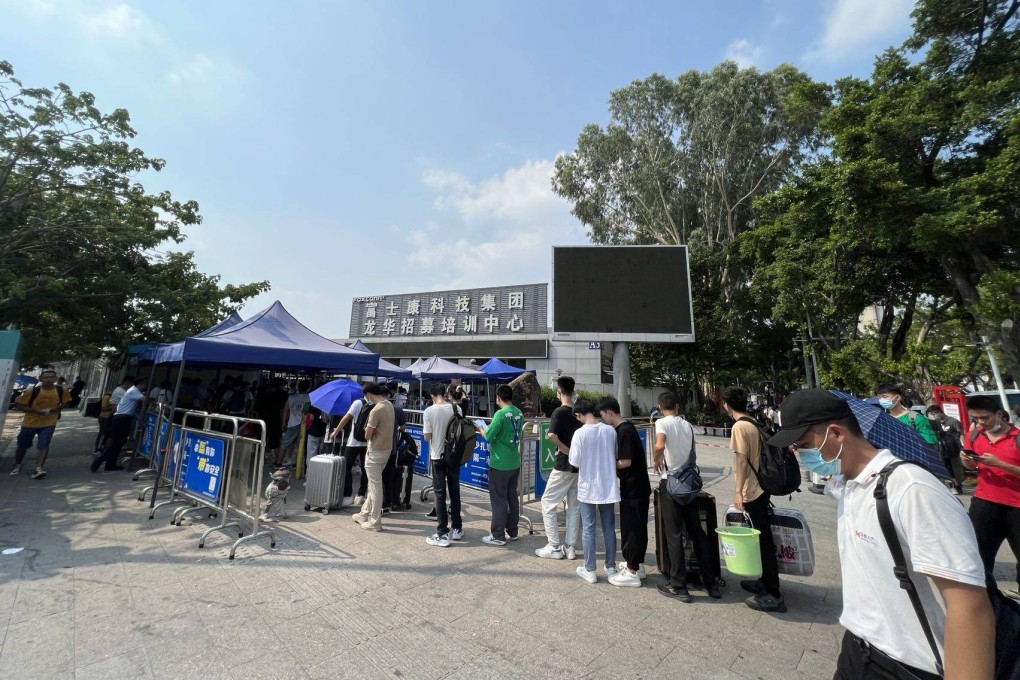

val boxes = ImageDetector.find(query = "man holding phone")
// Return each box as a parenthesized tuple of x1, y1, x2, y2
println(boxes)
(11, 369, 71, 479)
(962, 394, 1020, 596)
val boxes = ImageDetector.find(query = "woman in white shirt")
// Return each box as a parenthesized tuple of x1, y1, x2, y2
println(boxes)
(568, 399, 621, 583)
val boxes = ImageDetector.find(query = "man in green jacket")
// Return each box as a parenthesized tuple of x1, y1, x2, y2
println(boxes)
(875, 384, 938, 445)
(478, 384, 524, 546)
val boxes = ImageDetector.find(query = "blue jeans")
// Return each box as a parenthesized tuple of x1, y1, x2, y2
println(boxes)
(579, 501, 617, 573)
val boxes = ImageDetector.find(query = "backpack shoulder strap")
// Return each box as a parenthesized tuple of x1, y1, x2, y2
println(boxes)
(28, 386, 40, 406)
(873, 461, 944, 677)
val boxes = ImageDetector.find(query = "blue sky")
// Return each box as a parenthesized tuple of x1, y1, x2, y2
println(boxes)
(1, 0, 915, 339)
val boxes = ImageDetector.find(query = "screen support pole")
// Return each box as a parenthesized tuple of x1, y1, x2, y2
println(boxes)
(613, 342, 631, 417)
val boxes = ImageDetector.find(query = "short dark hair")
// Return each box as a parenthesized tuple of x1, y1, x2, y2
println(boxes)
(429, 383, 446, 397)
(809, 416, 864, 438)
(363, 382, 385, 396)
(657, 391, 678, 411)
(573, 398, 595, 416)
(722, 386, 748, 412)
(876, 384, 903, 397)
(298, 379, 310, 392)
(596, 396, 621, 415)
(122, 375, 134, 384)
(966, 395, 1003, 414)
(556, 376, 575, 396)
(495, 385, 513, 404)
(134, 377, 147, 386)
(40, 369, 56, 378)
(926, 404, 944, 415)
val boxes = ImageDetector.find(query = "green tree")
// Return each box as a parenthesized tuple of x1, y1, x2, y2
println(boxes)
(0, 61, 268, 365)
(552, 62, 828, 400)
(745, 0, 1019, 398)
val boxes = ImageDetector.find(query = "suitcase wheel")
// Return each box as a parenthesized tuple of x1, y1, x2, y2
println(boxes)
(304, 504, 311, 512)
(322, 508, 329, 515)
(404, 503, 412, 510)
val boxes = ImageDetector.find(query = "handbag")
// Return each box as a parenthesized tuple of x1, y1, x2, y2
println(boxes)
(666, 425, 702, 505)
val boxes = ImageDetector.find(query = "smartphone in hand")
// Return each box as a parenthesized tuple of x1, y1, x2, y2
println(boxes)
(963, 449, 982, 461)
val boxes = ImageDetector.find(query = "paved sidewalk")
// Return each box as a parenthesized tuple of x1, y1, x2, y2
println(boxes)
(0, 411, 1002, 679)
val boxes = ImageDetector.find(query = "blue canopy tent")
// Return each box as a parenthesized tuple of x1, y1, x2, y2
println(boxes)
(141, 314, 244, 367)
(409, 355, 486, 412)
(347, 339, 412, 379)
(154, 302, 379, 373)
(477, 357, 532, 381)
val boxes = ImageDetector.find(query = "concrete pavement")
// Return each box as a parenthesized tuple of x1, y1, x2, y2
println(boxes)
(0, 411, 1009, 679)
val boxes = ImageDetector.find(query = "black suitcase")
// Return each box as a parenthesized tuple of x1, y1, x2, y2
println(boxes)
(393, 463, 413, 510)
(654, 485, 723, 587)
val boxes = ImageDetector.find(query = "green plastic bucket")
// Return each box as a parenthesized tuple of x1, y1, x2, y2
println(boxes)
(715, 526, 763, 578)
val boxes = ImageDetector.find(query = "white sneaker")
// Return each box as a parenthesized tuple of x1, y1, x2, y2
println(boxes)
(9, 464, 22, 476)
(353, 495, 366, 505)
(609, 570, 642, 588)
(535, 544, 565, 560)
(450, 528, 465, 541)
(565, 546, 577, 560)
(605, 566, 618, 578)
(618, 561, 647, 580)
(341, 496, 353, 508)
(482, 534, 507, 547)
(575, 566, 597, 584)
(31, 468, 47, 480)
(426, 533, 451, 547)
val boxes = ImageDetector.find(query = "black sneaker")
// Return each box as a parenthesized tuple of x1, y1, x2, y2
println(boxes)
(745, 593, 787, 613)
(706, 583, 722, 599)
(426, 508, 437, 519)
(741, 579, 764, 595)
(657, 582, 692, 603)
(105, 465, 125, 472)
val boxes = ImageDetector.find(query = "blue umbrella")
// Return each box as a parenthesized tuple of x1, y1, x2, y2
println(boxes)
(830, 390, 950, 479)
(310, 379, 363, 415)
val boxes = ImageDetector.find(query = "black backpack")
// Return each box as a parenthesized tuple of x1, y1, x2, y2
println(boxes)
(396, 431, 418, 466)
(737, 416, 801, 496)
(352, 400, 374, 442)
(443, 406, 478, 466)
(28, 385, 65, 420)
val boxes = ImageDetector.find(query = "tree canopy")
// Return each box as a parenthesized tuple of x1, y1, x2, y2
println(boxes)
(556, 0, 1020, 405)
(0, 61, 268, 366)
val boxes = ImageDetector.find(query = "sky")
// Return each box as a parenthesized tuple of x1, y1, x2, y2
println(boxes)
(1, 0, 916, 339)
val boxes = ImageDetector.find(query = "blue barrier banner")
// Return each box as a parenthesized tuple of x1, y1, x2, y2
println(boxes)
(164, 428, 182, 482)
(460, 436, 490, 491)
(637, 427, 648, 455)
(139, 412, 158, 457)
(150, 420, 169, 471)
(405, 424, 430, 475)
(179, 432, 228, 504)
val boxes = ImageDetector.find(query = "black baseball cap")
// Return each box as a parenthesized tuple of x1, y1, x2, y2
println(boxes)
(766, 389, 854, 448)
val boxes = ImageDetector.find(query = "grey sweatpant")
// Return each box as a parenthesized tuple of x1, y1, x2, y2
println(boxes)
(488, 467, 520, 540)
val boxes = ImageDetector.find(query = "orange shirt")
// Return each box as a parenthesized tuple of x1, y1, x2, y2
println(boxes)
(16, 386, 71, 428)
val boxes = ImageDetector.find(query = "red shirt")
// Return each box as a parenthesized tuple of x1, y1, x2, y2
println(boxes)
(972, 425, 1020, 508)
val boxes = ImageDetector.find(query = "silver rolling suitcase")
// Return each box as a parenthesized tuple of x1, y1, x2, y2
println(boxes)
(304, 454, 346, 514)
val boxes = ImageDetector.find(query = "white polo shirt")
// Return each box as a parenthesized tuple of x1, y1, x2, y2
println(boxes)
(828, 449, 985, 673)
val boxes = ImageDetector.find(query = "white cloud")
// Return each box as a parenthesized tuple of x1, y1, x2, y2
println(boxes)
(806, 0, 914, 61)
(424, 159, 566, 223)
(166, 55, 247, 112)
(725, 39, 763, 68)
(80, 3, 152, 40)
(402, 157, 588, 295)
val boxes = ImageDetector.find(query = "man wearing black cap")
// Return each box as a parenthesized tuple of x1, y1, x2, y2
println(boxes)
(769, 389, 993, 680)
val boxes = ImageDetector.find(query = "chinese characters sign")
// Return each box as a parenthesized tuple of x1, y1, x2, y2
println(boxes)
(350, 284, 547, 339)
(180, 432, 227, 504)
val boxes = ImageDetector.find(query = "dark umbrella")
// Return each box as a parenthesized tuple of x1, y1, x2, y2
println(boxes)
(830, 390, 950, 478)
(309, 379, 363, 416)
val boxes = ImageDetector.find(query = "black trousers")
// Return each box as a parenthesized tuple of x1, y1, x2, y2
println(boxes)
(381, 451, 397, 509)
(432, 458, 462, 535)
(94, 414, 132, 471)
(95, 416, 110, 451)
(661, 492, 715, 588)
(488, 467, 520, 539)
(342, 446, 368, 498)
(834, 632, 940, 680)
(745, 493, 782, 598)
(969, 495, 1020, 589)
(620, 494, 650, 572)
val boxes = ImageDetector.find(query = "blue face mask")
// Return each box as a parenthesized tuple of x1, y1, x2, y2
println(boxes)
(797, 428, 843, 477)
(878, 398, 895, 410)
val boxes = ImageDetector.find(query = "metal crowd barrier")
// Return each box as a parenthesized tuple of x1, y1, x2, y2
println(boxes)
(148, 411, 212, 519)
(132, 402, 175, 483)
(137, 406, 198, 502)
(158, 412, 276, 559)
